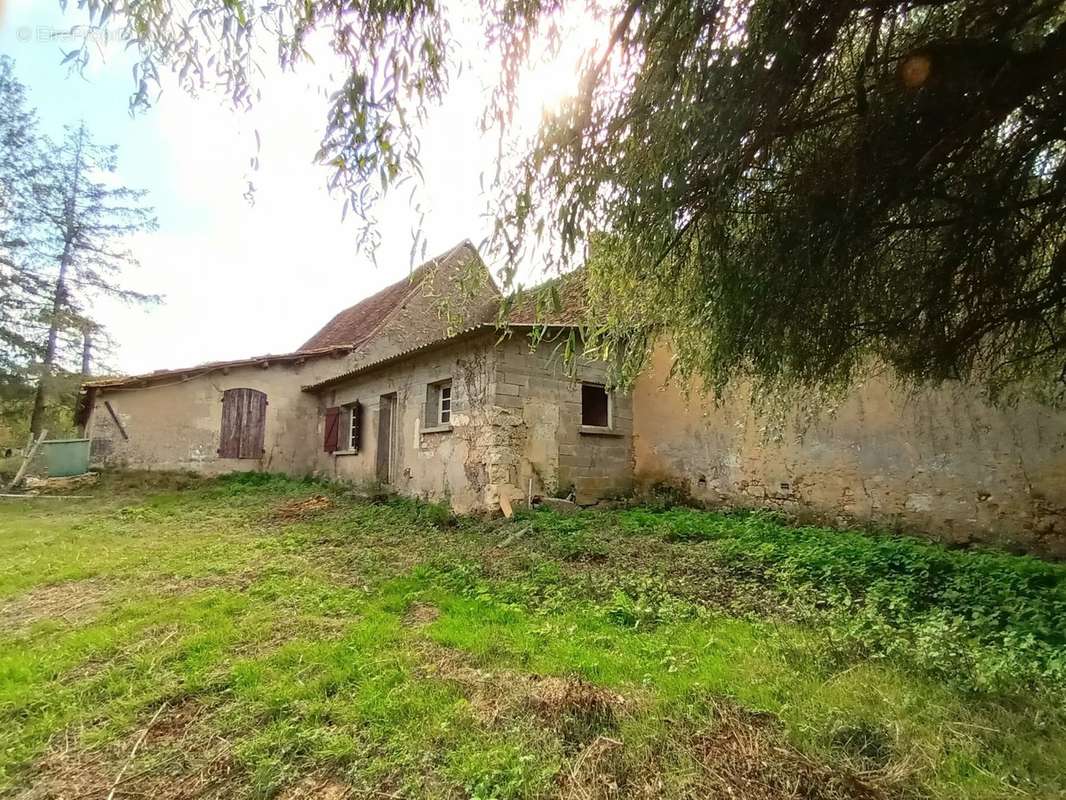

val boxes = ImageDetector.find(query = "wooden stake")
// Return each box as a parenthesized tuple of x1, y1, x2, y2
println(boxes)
(6, 429, 47, 492)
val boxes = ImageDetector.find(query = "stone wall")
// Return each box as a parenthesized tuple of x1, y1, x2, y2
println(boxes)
(633, 345, 1066, 557)
(89, 353, 355, 475)
(311, 330, 635, 511)
(314, 333, 500, 512)
(493, 333, 634, 505)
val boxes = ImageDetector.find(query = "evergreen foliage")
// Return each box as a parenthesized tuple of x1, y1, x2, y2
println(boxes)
(0, 58, 157, 435)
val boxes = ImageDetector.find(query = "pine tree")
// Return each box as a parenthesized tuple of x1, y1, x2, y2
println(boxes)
(0, 56, 44, 380)
(27, 123, 158, 436)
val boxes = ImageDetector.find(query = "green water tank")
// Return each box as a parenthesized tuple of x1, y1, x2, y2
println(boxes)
(39, 438, 91, 477)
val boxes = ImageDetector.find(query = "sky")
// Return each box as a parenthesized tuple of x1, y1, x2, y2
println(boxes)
(0, 0, 597, 375)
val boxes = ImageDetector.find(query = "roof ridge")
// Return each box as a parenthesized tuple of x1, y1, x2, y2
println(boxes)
(297, 239, 490, 352)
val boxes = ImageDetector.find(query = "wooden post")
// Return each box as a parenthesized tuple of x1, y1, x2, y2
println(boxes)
(7, 429, 48, 491)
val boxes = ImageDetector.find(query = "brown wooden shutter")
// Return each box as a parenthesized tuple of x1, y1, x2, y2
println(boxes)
(219, 388, 268, 459)
(219, 389, 243, 458)
(323, 406, 340, 452)
(376, 395, 394, 482)
(351, 401, 362, 451)
(241, 390, 267, 457)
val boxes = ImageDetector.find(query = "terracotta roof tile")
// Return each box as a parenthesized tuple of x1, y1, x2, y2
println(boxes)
(504, 269, 588, 326)
(83, 345, 352, 390)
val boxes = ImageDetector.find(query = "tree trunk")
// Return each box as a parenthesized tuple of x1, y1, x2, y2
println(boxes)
(29, 124, 84, 437)
(80, 327, 92, 377)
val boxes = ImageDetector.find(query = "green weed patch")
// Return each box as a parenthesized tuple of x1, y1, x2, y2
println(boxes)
(0, 472, 1062, 799)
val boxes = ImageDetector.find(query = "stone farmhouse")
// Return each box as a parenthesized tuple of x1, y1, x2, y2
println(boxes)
(81, 241, 1066, 556)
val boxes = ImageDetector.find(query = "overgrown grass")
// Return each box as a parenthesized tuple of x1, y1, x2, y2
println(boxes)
(0, 471, 1063, 799)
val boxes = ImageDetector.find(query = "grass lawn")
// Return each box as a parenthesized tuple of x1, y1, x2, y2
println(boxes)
(1, 473, 1064, 799)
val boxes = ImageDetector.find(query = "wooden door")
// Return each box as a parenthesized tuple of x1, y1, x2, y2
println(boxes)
(219, 388, 267, 459)
(376, 393, 396, 483)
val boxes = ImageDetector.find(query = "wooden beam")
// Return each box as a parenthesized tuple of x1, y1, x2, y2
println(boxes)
(104, 401, 129, 441)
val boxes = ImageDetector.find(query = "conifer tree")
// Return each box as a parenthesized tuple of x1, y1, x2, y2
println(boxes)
(0, 56, 44, 380)
(27, 122, 157, 435)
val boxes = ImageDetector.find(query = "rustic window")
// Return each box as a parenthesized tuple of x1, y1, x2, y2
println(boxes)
(345, 401, 362, 451)
(425, 380, 452, 427)
(218, 388, 267, 458)
(581, 383, 611, 428)
(324, 402, 362, 453)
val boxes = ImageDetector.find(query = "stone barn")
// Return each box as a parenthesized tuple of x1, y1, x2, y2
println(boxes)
(81, 240, 1066, 556)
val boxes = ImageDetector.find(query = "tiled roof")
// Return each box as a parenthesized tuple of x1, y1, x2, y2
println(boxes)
(299, 240, 483, 351)
(302, 322, 574, 392)
(83, 345, 353, 390)
(302, 269, 592, 393)
(503, 269, 588, 326)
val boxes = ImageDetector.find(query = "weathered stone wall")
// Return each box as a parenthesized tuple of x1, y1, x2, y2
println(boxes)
(88, 354, 356, 475)
(311, 331, 634, 511)
(633, 345, 1066, 556)
(86, 248, 502, 480)
(314, 334, 500, 512)
(493, 334, 634, 506)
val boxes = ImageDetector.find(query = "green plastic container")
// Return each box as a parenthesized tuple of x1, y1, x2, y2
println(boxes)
(39, 438, 91, 477)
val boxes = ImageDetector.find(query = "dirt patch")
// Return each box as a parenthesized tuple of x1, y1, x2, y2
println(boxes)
(0, 579, 109, 633)
(14, 701, 238, 800)
(689, 702, 890, 800)
(278, 776, 352, 800)
(555, 701, 896, 800)
(419, 644, 895, 800)
(404, 602, 441, 628)
(143, 698, 210, 746)
(419, 643, 628, 741)
(273, 494, 333, 521)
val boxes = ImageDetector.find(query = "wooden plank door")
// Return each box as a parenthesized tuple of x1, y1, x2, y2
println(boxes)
(376, 393, 396, 483)
(219, 388, 267, 458)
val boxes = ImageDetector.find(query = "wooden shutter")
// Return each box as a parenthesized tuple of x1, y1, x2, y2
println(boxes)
(323, 406, 340, 452)
(219, 388, 267, 459)
(241, 390, 267, 457)
(219, 389, 243, 458)
(376, 395, 394, 482)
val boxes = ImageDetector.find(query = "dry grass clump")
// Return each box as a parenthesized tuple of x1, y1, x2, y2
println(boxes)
(273, 494, 333, 521)
(404, 601, 441, 628)
(0, 580, 109, 633)
(690, 701, 889, 800)
(277, 776, 352, 800)
(14, 699, 237, 800)
(558, 700, 896, 800)
(419, 642, 629, 754)
(527, 676, 625, 747)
